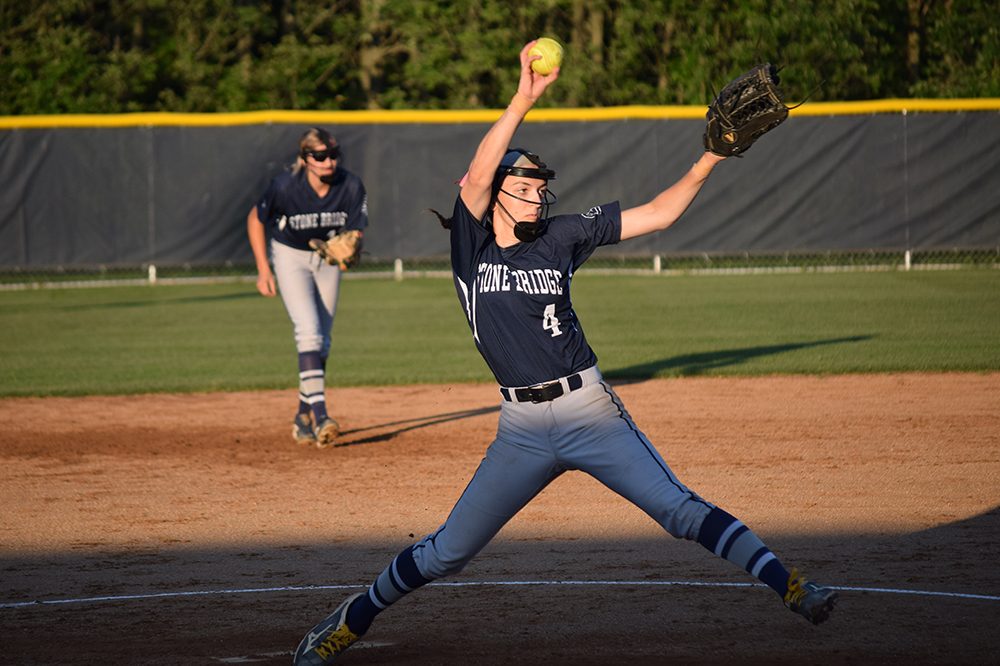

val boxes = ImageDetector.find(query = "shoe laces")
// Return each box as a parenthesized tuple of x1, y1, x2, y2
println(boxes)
(313, 623, 359, 659)
(784, 568, 808, 606)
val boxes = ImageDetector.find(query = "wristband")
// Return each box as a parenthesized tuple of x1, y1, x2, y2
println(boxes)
(692, 159, 716, 180)
(508, 92, 534, 119)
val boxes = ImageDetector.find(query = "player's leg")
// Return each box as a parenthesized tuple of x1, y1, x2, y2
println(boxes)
(293, 405, 562, 664)
(559, 379, 837, 624)
(271, 241, 338, 447)
(352, 416, 562, 626)
(310, 257, 342, 446)
(295, 347, 330, 443)
(695, 506, 837, 623)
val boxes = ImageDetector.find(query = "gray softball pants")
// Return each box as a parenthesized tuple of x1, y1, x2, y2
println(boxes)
(410, 366, 715, 580)
(271, 239, 342, 356)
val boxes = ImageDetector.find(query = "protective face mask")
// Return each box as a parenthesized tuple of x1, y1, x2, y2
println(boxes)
(497, 187, 556, 242)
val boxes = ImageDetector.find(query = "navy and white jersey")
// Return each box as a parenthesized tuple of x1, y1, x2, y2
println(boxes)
(256, 168, 368, 251)
(450, 195, 622, 388)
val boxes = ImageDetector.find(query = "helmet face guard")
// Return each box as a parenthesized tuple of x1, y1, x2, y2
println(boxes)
(496, 187, 559, 241)
(492, 149, 557, 242)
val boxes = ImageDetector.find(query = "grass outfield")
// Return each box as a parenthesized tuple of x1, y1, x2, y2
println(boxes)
(1, 270, 998, 397)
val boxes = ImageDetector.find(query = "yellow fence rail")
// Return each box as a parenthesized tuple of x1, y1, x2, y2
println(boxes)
(2, 99, 999, 129)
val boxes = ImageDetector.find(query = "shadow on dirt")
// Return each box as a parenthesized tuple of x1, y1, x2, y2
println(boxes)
(334, 338, 876, 447)
(2, 506, 998, 666)
(335, 405, 501, 447)
(0, 507, 1000, 666)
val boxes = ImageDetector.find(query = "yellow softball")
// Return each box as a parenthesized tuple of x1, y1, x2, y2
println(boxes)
(529, 38, 563, 75)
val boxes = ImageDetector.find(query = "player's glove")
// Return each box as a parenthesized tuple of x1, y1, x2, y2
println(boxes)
(703, 63, 789, 158)
(309, 230, 363, 270)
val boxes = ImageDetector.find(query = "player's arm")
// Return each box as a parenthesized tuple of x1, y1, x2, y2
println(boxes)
(343, 184, 368, 238)
(247, 206, 277, 297)
(460, 40, 559, 220)
(619, 152, 726, 241)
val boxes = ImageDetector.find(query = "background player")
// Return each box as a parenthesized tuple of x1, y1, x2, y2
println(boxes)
(292, 42, 837, 665)
(247, 128, 369, 449)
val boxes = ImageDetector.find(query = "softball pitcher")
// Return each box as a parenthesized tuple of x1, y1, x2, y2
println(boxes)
(292, 43, 836, 665)
(247, 128, 368, 449)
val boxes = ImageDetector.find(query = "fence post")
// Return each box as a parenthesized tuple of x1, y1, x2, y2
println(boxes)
(904, 250, 911, 271)
(653, 255, 661, 274)
(394, 258, 404, 281)
(148, 265, 157, 284)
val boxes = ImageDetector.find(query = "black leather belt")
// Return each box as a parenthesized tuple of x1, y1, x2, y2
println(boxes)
(500, 372, 584, 403)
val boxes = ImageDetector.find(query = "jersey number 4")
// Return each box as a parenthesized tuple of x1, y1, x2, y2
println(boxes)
(542, 303, 563, 337)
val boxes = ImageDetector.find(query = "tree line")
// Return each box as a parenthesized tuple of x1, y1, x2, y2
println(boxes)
(2, 0, 997, 116)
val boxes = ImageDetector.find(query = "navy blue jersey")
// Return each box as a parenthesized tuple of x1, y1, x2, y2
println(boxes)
(256, 168, 368, 251)
(450, 195, 622, 387)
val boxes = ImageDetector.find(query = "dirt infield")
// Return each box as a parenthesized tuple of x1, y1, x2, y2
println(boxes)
(2, 373, 999, 666)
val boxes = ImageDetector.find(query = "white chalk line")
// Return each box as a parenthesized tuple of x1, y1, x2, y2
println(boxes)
(2, 579, 998, 610)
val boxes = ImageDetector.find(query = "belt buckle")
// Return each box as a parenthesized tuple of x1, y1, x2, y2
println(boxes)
(530, 381, 563, 403)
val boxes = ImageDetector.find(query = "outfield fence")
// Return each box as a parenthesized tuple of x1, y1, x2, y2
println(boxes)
(2, 101, 998, 288)
(2, 247, 997, 291)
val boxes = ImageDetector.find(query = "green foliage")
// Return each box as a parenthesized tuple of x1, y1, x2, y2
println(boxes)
(0, 271, 997, 397)
(912, 0, 1000, 97)
(0, 0, 1000, 115)
(0, 1, 997, 113)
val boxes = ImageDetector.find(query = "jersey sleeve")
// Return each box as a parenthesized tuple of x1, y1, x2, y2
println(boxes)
(341, 176, 370, 233)
(448, 195, 495, 334)
(254, 176, 285, 227)
(566, 201, 622, 269)
(449, 195, 492, 282)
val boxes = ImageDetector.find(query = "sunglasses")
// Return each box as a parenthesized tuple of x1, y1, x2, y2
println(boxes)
(304, 147, 340, 162)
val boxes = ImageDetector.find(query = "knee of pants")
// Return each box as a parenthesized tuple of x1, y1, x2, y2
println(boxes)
(294, 333, 326, 355)
(659, 494, 715, 541)
(421, 555, 469, 580)
(411, 531, 476, 580)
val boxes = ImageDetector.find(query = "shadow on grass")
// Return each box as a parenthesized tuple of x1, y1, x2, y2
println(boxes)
(335, 338, 874, 447)
(62, 291, 259, 310)
(605, 336, 873, 381)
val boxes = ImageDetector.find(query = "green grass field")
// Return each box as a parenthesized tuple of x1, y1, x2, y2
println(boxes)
(1, 270, 998, 397)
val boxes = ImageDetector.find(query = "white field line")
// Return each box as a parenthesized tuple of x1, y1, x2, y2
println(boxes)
(2, 579, 998, 610)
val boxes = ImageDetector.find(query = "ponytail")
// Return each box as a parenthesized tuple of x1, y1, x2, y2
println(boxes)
(427, 208, 452, 230)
